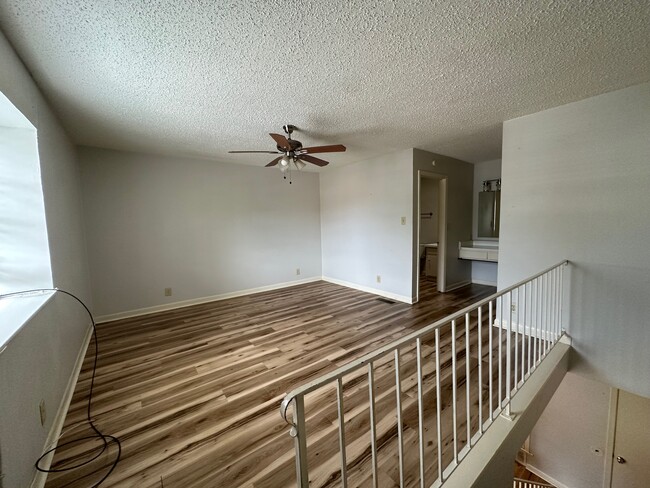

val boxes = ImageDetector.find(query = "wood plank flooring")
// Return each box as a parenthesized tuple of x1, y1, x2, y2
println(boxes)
(514, 462, 551, 485)
(45, 278, 502, 488)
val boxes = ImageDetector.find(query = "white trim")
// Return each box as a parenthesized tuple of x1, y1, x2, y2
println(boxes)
(471, 278, 497, 286)
(603, 388, 619, 488)
(322, 276, 413, 304)
(30, 324, 93, 488)
(415, 170, 448, 300)
(445, 280, 472, 292)
(525, 464, 571, 488)
(96, 277, 321, 323)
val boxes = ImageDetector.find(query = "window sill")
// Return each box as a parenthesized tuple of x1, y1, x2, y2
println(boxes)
(0, 290, 56, 350)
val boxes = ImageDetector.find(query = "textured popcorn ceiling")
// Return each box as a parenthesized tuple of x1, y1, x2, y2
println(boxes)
(1, 1, 649, 166)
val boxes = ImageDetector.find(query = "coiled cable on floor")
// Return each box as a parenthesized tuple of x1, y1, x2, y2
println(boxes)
(0, 287, 121, 487)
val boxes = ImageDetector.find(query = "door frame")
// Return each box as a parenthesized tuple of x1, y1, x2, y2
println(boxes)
(603, 388, 619, 487)
(415, 170, 448, 302)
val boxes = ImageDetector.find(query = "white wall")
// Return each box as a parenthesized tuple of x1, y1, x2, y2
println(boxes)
(0, 30, 92, 488)
(79, 147, 322, 317)
(527, 373, 611, 488)
(413, 149, 474, 292)
(499, 81, 650, 397)
(499, 82, 650, 488)
(471, 159, 501, 285)
(320, 150, 414, 302)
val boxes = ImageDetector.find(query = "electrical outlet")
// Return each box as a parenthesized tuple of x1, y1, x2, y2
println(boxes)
(376, 275, 381, 283)
(511, 303, 516, 313)
(400, 216, 406, 225)
(39, 399, 46, 426)
(164, 287, 172, 296)
(296, 268, 301, 276)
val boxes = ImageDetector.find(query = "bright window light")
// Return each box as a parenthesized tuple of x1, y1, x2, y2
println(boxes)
(0, 91, 53, 345)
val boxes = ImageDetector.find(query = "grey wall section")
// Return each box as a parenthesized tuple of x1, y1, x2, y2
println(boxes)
(499, 81, 650, 397)
(527, 373, 611, 488)
(0, 31, 92, 487)
(413, 149, 473, 292)
(471, 159, 501, 285)
(79, 147, 323, 317)
(320, 150, 413, 301)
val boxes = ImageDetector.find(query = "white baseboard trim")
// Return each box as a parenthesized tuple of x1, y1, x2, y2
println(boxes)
(445, 279, 472, 292)
(525, 464, 570, 488)
(96, 277, 322, 323)
(30, 324, 93, 488)
(471, 278, 497, 286)
(322, 276, 413, 304)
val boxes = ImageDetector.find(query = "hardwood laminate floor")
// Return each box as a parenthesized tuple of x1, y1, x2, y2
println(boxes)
(44, 278, 505, 488)
(514, 462, 550, 484)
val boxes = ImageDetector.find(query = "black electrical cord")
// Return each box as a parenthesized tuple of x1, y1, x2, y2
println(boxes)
(0, 287, 121, 487)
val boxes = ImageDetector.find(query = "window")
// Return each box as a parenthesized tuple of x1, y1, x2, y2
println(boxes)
(0, 91, 53, 345)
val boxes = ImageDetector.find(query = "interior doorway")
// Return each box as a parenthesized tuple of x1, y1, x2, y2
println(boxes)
(416, 171, 447, 301)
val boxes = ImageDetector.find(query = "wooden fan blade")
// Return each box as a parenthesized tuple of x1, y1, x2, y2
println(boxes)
(269, 133, 291, 151)
(229, 150, 281, 154)
(265, 156, 282, 167)
(299, 154, 329, 167)
(300, 144, 346, 154)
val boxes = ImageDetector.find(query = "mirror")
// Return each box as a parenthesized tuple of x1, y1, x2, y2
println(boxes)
(478, 190, 500, 238)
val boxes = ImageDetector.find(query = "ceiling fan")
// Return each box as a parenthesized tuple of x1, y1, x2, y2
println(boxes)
(228, 125, 346, 173)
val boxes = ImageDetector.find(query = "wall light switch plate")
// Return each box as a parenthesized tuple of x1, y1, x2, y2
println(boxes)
(164, 288, 172, 296)
(401, 217, 406, 225)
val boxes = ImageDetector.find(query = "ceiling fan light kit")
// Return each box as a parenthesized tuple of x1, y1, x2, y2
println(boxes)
(228, 124, 346, 183)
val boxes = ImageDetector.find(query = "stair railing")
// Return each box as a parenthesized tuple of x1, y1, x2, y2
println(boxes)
(281, 260, 569, 488)
(513, 478, 555, 488)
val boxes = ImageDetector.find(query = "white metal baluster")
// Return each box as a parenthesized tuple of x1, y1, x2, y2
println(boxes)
(514, 287, 519, 393)
(548, 271, 553, 346)
(336, 378, 348, 488)
(465, 312, 471, 447)
(542, 273, 548, 357)
(531, 279, 536, 369)
(416, 338, 425, 487)
(546, 272, 552, 349)
(451, 320, 458, 464)
(478, 305, 483, 434)
(435, 328, 443, 483)
(368, 363, 378, 488)
(560, 264, 566, 330)
(394, 350, 404, 488)
(551, 269, 556, 343)
(553, 268, 560, 338)
(293, 396, 309, 488)
(524, 283, 533, 375)
(498, 296, 503, 413)
(536, 276, 542, 364)
(556, 267, 561, 338)
(489, 300, 493, 421)
(506, 290, 513, 410)
(521, 285, 526, 384)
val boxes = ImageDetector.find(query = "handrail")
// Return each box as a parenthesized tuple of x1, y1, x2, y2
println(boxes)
(281, 260, 569, 424)
(280, 260, 569, 487)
